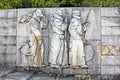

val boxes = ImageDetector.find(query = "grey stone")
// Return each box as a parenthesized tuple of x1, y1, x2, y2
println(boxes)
(1, 71, 34, 80)
(101, 17, 120, 27)
(101, 26, 120, 36)
(0, 70, 14, 77)
(0, 36, 7, 44)
(7, 26, 17, 36)
(0, 27, 8, 36)
(101, 56, 120, 66)
(101, 8, 120, 17)
(7, 37, 16, 45)
(7, 10, 17, 19)
(6, 44, 16, 54)
(101, 36, 120, 45)
(0, 19, 17, 27)
(0, 10, 8, 19)
(0, 44, 7, 53)
(101, 66, 120, 75)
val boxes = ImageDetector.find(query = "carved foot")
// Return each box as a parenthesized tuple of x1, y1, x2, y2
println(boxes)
(81, 65, 89, 69)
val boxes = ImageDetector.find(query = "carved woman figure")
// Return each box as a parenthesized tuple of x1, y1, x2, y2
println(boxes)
(49, 10, 68, 68)
(19, 9, 46, 68)
(68, 10, 88, 68)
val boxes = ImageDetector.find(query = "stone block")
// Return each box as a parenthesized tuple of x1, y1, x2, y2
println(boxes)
(7, 9, 17, 19)
(6, 44, 16, 54)
(0, 44, 7, 53)
(7, 36, 16, 45)
(101, 66, 120, 75)
(100, 45, 120, 55)
(101, 56, 120, 66)
(101, 36, 120, 45)
(0, 19, 17, 27)
(7, 26, 17, 36)
(101, 8, 120, 17)
(0, 10, 8, 19)
(6, 54, 16, 63)
(0, 36, 7, 44)
(101, 17, 120, 27)
(0, 27, 7, 36)
(101, 26, 120, 36)
(0, 54, 5, 63)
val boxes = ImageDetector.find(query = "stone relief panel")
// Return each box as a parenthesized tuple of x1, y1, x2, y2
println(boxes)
(17, 8, 100, 75)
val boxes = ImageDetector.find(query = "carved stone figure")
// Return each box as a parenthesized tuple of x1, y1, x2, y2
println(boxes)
(68, 10, 88, 68)
(49, 9, 68, 68)
(19, 9, 47, 68)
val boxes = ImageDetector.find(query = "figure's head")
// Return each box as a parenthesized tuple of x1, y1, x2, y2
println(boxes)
(34, 9, 44, 21)
(72, 10, 81, 19)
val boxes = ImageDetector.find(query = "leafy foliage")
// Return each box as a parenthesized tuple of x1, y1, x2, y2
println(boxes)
(0, 0, 120, 9)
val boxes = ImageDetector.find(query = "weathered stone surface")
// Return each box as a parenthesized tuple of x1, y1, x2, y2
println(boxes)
(79, 8, 101, 40)
(0, 19, 17, 27)
(100, 45, 120, 55)
(0, 27, 7, 36)
(17, 23, 30, 37)
(0, 44, 7, 53)
(85, 41, 101, 74)
(101, 56, 120, 66)
(0, 10, 8, 19)
(0, 70, 14, 77)
(6, 54, 16, 63)
(6, 44, 16, 54)
(7, 37, 16, 44)
(101, 26, 120, 36)
(101, 17, 120, 27)
(0, 36, 7, 44)
(7, 9, 17, 19)
(7, 26, 17, 36)
(101, 8, 120, 17)
(101, 66, 120, 74)
(1, 71, 34, 80)
(101, 36, 120, 45)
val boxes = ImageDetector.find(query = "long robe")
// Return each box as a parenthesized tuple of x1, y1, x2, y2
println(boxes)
(69, 17, 85, 67)
(49, 18, 68, 67)
(28, 17, 44, 67)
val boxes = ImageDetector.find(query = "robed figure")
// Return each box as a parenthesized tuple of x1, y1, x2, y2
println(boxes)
(68, 10, 88, 68)
(49, 10, 68, 68)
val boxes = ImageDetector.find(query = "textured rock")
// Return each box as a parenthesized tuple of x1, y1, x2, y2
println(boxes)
(0, 19, 17, 27)
(101, 36, 120, 45)
(0, 70, 14, 77)
(101, 66, 120, 74)
(7, 9, 17, 19)
(101, 26, 120, 36)
(101, 56, 120, 66)
(1, 71, 34, 80)
(101, 17, 120, 27)
(101, 8, 120, 17)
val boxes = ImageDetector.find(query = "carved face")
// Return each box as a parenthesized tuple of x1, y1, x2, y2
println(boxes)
(35, 10, 44, 21)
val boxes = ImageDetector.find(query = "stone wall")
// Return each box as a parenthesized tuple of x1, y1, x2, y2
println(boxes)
(0, 9, 17, 69)
(100, 8, 120, 80)
(0, 8, 119, 80)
